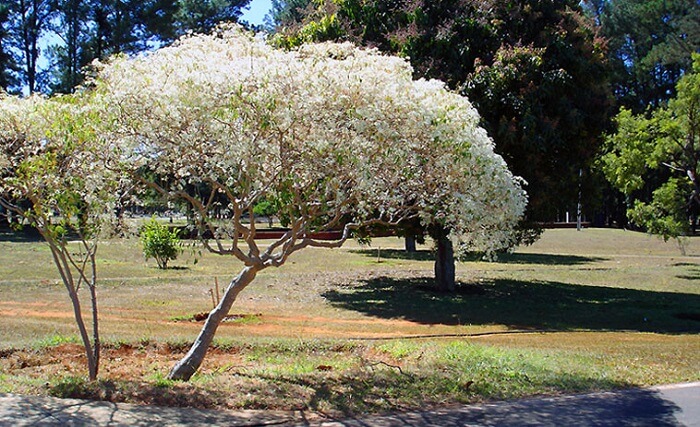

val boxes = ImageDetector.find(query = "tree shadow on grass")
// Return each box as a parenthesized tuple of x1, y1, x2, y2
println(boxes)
(49, 377, 226, 408)
(230, 369, 631, 418)
(350, 248, 435, 262)
(323, 385, 684, 425)
(322, 277, 700, 334)
(494, 252, 608, 265)
(0, 226, 43, 242)
(39, 378, 254, 424)
(674, 263, 700, 280)
(351, 248, 607, 266)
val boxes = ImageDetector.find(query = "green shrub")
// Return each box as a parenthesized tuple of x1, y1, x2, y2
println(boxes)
(140, 217, 181, 269)
(253, 198, 276, 227)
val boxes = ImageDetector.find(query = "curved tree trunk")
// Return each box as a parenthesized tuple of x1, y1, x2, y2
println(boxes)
(434, 231, 455, 292)
(169, 266, 258, 381)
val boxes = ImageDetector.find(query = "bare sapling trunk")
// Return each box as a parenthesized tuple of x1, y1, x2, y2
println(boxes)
(168, 266, 259, 381)
(68, 283, 99, 381)
(434, 231, 456, 292)
(88, 282, 100, 380)
(87, 249, 100, 381)
(45, 237, 100, 381)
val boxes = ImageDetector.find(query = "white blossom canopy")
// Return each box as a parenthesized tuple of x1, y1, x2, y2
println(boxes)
(90, 25, 526, 257)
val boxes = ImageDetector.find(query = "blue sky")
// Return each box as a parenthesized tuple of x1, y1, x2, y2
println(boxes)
(241, 0, 273, 26)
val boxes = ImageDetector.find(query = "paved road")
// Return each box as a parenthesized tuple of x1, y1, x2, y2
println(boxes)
(0, 382, 697, 426)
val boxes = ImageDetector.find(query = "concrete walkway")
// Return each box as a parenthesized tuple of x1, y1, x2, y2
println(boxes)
(0, 382, 698, 426)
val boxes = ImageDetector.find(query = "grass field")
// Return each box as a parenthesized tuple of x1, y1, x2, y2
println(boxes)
(0, 228, 698, 414)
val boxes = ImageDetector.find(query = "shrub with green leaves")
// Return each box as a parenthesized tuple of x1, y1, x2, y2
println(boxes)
(140, 217, 181, 269)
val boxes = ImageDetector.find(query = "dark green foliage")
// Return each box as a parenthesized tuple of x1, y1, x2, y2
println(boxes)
(593, 0, 700, 112)
(252, 197, 277, 227)
(50, 0, 180, 94)
(600, 54, 700, 239)
(0, 3, 19, 92)
(454, 1, 611, 221)
(46, 0, 90, 94)
(272, 0, 612, 223)
(266, 0, 311, 31)
(174, 0, 251, 36)
(5, 0, 55, 94)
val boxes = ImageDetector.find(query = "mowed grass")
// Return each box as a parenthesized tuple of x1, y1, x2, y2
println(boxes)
(0, 227, 698, 414)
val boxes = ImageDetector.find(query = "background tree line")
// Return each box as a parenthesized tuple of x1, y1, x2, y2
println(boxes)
(0, 0, 253, 95)
(268, 0, 700, 232)
(1, 0, 699, 236)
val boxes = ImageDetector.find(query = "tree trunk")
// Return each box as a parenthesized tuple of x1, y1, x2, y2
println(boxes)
(67, 286, 98, 380)
(405, 235, 416, 253)
(434, 231, 455, 292)
(169, 266, 258, 381)
(88, 284, 100, 381)
(45, 238, 99, 381)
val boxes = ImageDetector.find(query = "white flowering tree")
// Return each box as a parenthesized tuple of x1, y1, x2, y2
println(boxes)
(0, 93, 123, 381)
(88, 27, 527, 381)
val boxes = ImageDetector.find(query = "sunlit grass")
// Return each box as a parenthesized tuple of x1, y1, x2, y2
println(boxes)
(0, 227, 699, 413)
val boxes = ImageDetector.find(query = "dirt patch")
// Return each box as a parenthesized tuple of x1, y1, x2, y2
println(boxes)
(0, 341, 361, 412)
(178, 312, 263, 322)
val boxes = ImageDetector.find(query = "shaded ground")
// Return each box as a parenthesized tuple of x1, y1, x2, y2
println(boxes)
(322, 276, 700, 333)
(323, 383, 700, 427)
(352, 248, 608, 266)
(0, 226, 42, 243)
(1, 382, 698, 426)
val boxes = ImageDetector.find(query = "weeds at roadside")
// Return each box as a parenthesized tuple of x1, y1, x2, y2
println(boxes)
(1, 338, 635, 415)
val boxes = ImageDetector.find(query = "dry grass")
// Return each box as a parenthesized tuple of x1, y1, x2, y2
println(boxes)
(0, 227, 698, 414)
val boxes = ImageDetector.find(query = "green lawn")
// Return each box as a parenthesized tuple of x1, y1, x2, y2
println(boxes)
(0, 227, 698, 414)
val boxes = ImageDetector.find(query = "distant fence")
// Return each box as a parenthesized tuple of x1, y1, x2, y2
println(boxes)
(539, 222, 592, 229)
(173, 226, 346, 241)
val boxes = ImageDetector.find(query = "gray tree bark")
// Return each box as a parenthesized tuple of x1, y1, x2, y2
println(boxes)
(168, 266, 258, 381)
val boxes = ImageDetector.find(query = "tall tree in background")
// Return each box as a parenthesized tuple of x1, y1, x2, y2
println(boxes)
(173, 0, 251, 35)
(50, 0, 184, 94)
(266, 0, 311, 31)
(0, 2, 19, 92)
(48, 0, 89, 93)
(86, 0, 142, 61)
(600, 54, 700, 242)
(271, 0, 611, 290)
(5, 0, 252, 95)
(582, 0, 700, 227)
(591, 0, 700, 112)
(271, 0, 611, 223)
(7, 0, 55, 94)
(464, 3, 611, 222)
